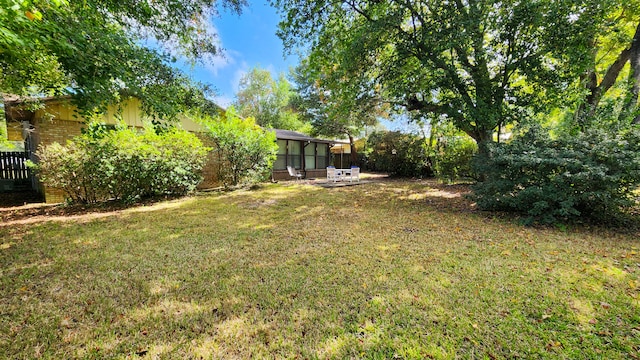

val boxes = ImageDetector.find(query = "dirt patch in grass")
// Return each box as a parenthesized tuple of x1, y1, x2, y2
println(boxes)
(0, 196, 191, 227)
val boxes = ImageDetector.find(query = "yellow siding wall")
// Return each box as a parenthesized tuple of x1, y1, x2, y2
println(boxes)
(37, 98, 141, 127)
(35, 98, 206, 131)
(179, 115, 205, 132)
(102, 97, 145, 127)
(6, 124, 23, 141)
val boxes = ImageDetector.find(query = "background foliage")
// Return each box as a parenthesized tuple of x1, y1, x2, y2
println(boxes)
(234, 67, 310, 133)
(291, 59, 385, 164)
(365, 131, 433, 178)
(434, 135, 478, 183)
(201, 107, 278, 187)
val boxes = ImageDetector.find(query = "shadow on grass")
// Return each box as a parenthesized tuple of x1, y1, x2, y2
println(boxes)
(1, 179, 640, 358)
(0, 195, 199, 228)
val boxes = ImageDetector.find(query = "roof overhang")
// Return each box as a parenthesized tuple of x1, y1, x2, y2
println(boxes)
(272, 129, 333, 144)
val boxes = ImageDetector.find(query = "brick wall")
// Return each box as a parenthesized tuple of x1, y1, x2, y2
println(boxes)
(44, 188, 67, 204)
(34, 118, 84, 203)
(35, 118, 83, 148)
(195, 134, 224, 189)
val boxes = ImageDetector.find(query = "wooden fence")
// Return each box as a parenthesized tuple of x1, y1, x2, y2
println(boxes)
(0, 151, 32, 180)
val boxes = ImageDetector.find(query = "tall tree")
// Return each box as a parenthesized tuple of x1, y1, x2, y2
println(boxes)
(234, 66, 309, 131)
(291, 59, 384, 164)
(275, 0, 602, 153)
(1, 0, 244, 118)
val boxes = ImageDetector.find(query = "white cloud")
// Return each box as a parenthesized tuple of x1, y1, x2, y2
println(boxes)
(198, 20, 234, 77)
(203, 53, 232, 77)
(203, 47, 243, 77)
(265, 64, 277, 77)
(231, 61, 249, 93)
(213, 95, 234, 108)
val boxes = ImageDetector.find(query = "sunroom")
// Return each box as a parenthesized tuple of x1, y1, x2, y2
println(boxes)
(271, 129, 333, 181)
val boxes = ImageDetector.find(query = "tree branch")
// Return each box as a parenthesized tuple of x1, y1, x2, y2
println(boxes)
(622, 22, 640, 122)
(403, 95, 465, 123)
(585, 23, 639, 111)
(587, 49, 631, 106)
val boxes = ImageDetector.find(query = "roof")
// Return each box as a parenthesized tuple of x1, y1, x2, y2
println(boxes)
(272, 129, 333, 144)
(3, 94, 71, 105)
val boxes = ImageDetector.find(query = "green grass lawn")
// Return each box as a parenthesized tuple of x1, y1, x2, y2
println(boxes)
(1, 179, 639, 359)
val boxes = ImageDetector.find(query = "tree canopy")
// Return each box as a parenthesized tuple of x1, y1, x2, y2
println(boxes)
(290, 58, 384, 163)
(234, 66, 310, 132)
(1, 0, 245, 118)
(275, 0, 623, 147)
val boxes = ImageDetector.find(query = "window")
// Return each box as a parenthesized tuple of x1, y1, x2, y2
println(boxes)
(317, 143, 328, 169)
(304, 142, 315, 170)
(274, 140, 287, 170)
(287, 140, 302, 169)
(273, 139, 329, 171)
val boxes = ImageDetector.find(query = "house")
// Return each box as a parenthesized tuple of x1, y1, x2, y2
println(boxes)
(2, 96, 226, 202)
(272, 129, 333, 181)
(2, 96, 337, 203)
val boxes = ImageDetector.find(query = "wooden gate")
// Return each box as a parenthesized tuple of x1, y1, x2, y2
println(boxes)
(0, 150, 38, 193)
(0, 151, 31, 180)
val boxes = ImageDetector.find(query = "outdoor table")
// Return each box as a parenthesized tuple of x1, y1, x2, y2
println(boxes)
(327, 167, 359, 182)
(335, 168, 352, 178)
(336, 168, 357, 182)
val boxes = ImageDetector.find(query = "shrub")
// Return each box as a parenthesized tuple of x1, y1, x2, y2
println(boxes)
(33, 124, 208, 204)
(34, 141, 109, 204)
(103, 128, 208, 202)
(471, 126, 640, 224)
(365, 131, 434, 178)
(434, 135, 477, 183)
(201, 107, 278, 187)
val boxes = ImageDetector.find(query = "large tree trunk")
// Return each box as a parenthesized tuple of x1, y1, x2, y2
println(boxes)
(465, 128, 493, 149)
(464, 127, 494, 182)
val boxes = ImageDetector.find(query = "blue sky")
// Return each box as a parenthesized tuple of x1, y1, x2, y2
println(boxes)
(177, 2, 420, 133)
(178, 2, 298, 108)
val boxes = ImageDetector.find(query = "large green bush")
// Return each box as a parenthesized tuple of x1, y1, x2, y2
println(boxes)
(34, 141, 107, 203)
(471, 126, 640, 224)
(34, 124, 208, 204)
(434, 135, 477, 182)
(365, 131, 434, 178)
(201, 107, 278, 187)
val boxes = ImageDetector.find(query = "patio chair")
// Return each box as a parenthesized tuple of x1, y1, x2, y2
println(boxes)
(326, 166, 341, 182)
(287, 166, 303, 181)
(347, 166, 360, 182)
